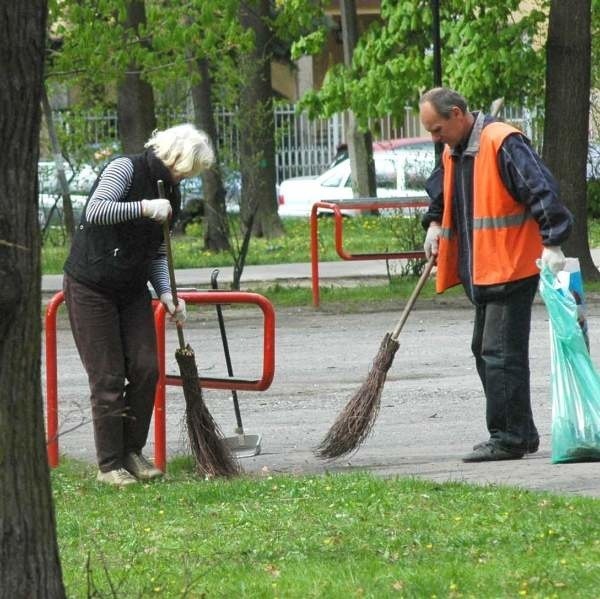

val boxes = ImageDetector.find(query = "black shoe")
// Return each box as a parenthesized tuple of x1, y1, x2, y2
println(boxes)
(473, 438, 539, 454)
(463, 442, 524, 463)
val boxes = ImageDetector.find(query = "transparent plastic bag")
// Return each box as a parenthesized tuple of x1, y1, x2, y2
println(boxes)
(538, 265, 600, 463)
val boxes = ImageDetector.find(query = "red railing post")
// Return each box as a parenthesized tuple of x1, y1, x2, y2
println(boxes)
(152, 291, 275, 470)
(310, 203, 322, 307)
(45, 291, 64, 467)
(309, 196, 430, 308)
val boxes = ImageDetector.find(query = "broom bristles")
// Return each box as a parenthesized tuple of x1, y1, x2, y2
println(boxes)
(315, 333, 399, 460)
(176, 346, 241, 477)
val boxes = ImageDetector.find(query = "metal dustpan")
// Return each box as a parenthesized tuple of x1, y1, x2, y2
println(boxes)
(223, 426, 262, 458)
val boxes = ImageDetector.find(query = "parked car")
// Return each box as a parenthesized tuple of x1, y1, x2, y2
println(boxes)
(38, 161, 98, 227)
(177, 168, 242, 231)
(277, 137, 435, 217)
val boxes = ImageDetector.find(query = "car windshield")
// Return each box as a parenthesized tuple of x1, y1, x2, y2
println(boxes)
(318, 161, 349, 187)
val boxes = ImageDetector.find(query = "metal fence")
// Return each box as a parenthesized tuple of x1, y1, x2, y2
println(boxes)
(51, 104, 423, 184)
(51, 103, 542, 183)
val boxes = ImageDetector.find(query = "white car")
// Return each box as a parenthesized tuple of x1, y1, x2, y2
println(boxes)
(277, 138, 435, 217)
(38, 161, 98, 227)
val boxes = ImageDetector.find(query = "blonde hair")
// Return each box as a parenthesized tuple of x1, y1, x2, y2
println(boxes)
(145, 124, 215, 177)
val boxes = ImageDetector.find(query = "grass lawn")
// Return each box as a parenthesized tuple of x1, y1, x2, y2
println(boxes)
(41, 214, 438, 275)
(41, 216, 600, 276)
(42, 216, 600, 306)
(53, 458, 600, 598)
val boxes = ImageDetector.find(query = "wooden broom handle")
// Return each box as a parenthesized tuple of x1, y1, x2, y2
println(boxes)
(158, 180, 186, 350)
(390, 256, 436, 341)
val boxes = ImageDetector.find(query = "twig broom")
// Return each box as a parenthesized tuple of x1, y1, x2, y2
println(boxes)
(315, 256, 436, 460)
(159, 181, 240, 477)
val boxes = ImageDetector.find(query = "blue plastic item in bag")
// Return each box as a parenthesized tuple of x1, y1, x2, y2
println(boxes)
(538, 265, 600, 463)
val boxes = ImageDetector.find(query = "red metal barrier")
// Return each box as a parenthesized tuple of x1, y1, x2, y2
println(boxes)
(310, 197, 430, 307)
(152, 290, 275, 470)
(45, 291, 64, 468)
(45, 290, 275, 470)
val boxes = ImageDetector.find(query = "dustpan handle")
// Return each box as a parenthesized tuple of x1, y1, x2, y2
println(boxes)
(390, 256, 435, 341)
(158, 180, 186, 350)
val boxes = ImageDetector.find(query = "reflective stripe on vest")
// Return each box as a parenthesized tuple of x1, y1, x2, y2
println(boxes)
(474, 212, 534, 229)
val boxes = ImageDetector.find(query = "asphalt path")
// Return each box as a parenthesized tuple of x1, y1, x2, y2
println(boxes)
(43, 272, 600, 498)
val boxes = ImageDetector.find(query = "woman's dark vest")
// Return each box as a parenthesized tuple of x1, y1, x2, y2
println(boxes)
(64, 150, 180, 296)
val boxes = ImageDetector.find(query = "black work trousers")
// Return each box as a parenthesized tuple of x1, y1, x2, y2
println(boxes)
(470, 275, 540, 453)
(63, 274, 159, 472)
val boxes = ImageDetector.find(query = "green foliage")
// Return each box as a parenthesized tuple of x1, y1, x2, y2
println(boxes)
(299, 0, 548, 124)
(47, 0, 251, 111)
(47, 0, 324, 113)
(271, 0, 326, 42)
(291, 29, 327, 59)
(588, 180, 600, 218)
(53, 461, 600, 598)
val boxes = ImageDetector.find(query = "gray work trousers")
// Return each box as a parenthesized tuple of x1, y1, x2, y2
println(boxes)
(470, 275, 540, 453)
(63, 274, 158, 471)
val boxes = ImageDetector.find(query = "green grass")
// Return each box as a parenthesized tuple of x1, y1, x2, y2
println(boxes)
(42, 216, 600, 308)
(244, 278, 466, 309)
(41, 214, 428, 274)
(53, 458, 600, 598)
(43, 215, 600, 271)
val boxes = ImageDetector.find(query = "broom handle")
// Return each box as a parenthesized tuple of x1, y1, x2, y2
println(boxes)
(390, 256, 436, 341)
(158, 180, 186, 350)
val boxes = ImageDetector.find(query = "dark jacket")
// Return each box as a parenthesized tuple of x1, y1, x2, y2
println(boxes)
(64, 149, 180, 296)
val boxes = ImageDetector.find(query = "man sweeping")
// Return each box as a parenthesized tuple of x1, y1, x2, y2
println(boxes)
(420, 87, 573, 462)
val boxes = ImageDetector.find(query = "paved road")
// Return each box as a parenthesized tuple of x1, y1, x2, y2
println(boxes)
(44, 280, 600, 498)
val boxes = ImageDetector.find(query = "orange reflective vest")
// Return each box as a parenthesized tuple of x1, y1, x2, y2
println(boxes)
(436, 122, 543, 293)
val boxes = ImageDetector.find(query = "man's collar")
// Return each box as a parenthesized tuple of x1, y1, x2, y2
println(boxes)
(450, 111, 484, 157)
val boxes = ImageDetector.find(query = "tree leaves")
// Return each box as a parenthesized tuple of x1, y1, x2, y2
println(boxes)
(296, 0, 549, 125)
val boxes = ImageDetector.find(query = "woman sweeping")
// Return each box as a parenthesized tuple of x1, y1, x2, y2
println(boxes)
(63, 124, 214, 486)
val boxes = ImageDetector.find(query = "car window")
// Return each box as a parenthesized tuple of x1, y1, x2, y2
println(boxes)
(320, 162, 348, 187)
(374, 158, 398, 189)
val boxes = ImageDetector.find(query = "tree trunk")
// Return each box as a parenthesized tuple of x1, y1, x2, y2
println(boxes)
(340, 0, 376, 198)
(117, 0, 156, 153)
(191, 57, 230, 251)
(0, 2, 66, 597)
(238, 0, 284, 238)
(543, 0, 597, 280)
